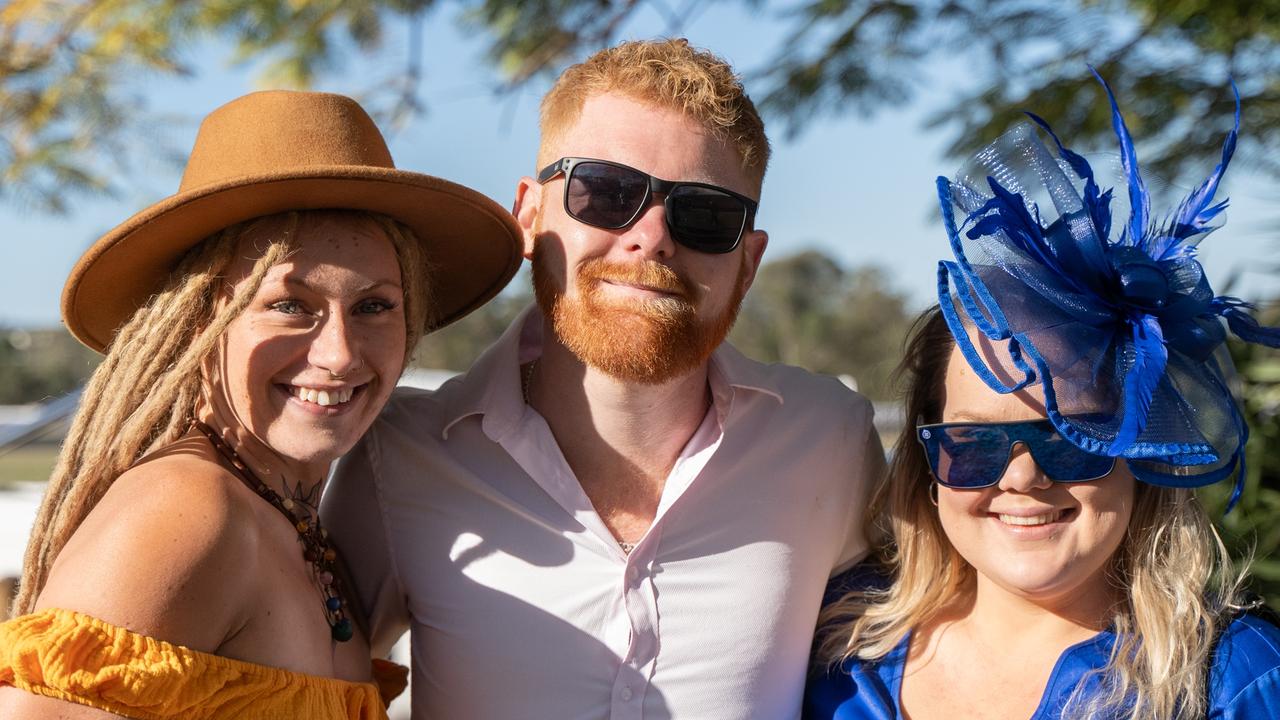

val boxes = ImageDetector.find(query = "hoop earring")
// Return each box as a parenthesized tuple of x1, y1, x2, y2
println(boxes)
(929, 481, 939, 507)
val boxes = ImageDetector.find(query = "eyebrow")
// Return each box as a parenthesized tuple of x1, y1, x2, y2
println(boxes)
(944, 411, 1023, 423)
(282, 278, 403, 294)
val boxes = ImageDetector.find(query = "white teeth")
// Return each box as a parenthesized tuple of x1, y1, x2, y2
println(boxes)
(999, 511, 1060, 526)
(292, 386, 355, 406)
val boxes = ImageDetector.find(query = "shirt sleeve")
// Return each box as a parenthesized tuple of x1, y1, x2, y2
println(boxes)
(322, 426, 411, 658)
(832, 399, 886, 575)
(1212, 615, 1280, 720)
(1219, 668, 1280, 720)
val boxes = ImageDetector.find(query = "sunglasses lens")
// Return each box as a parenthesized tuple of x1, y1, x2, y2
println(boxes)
(566, 161, 649, 228)
(924, 426, 1010, 488)
(1029, 431, 1116, 481)
(921, 420, 1119, 489)
(665, 185, 749, 253)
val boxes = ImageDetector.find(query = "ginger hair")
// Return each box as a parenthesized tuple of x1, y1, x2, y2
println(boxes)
(538, 38, 770, 192)
(12, 210, 427, 615)
(817, 307, 1249, 720)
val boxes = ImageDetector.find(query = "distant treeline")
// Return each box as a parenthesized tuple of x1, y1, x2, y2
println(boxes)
(419, 251, 918, 400)
(1, 251, 918, 405)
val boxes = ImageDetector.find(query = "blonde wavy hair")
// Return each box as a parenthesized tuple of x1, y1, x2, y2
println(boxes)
(538, 38, 770, 191)
(12, 210, 427, 616)
(817, 307, 1250, 720)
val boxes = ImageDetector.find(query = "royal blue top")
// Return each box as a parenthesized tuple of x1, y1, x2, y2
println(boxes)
(804, 610, 1280, 720)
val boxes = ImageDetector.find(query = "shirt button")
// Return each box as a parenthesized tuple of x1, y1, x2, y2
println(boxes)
(620, 686, 633, 701)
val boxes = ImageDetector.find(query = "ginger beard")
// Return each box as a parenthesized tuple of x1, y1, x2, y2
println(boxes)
(531, 238, 749, 384)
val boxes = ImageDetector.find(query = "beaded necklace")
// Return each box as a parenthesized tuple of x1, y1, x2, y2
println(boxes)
(193, 421, 354, 642)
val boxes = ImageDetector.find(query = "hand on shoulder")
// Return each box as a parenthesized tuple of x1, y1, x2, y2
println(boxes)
(32, 446, 262, 653)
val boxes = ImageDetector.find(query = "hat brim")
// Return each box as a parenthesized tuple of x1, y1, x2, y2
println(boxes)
(62, 166, 523, 353)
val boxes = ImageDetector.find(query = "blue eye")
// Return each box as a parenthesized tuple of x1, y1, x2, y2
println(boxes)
(269, 300, 305, 315)
(356, 299, 396, 314)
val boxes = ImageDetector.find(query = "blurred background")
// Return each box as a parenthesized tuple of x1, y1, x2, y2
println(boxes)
(2, 0, 1280, 712)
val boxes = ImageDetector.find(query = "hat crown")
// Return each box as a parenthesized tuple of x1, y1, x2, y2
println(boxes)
(180, 90, 395, 192)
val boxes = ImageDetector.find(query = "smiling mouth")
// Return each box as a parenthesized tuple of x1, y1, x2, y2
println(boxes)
(600, 279, 683, 296)
(287, 384, 364, 408)
(995, 509, 1073, 527)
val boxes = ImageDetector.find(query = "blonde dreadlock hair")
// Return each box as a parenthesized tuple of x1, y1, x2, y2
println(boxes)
(12, 209, 427, 616)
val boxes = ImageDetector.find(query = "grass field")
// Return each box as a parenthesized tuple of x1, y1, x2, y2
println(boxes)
(0, 445, 58, 488)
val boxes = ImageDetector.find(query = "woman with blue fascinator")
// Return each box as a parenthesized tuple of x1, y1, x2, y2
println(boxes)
(805, 73, 1280, 720)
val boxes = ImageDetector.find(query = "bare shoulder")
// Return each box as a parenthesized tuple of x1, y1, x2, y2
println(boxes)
(0, 685, 133, 719)
(33, 440, 262, 653)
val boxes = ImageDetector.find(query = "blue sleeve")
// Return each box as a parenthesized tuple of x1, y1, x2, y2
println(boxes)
(822, 561, 892, 607)
(804, 658, 900, 720)
(1210, 614, 1280, 719)
(805, 562, 901, 719)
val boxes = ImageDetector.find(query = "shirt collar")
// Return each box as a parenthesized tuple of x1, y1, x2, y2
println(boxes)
(440, 305, 536, 440)
(440, 304, 785, 439)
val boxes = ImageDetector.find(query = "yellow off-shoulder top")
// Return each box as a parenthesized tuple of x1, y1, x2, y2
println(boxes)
(0, 608, 388, 720)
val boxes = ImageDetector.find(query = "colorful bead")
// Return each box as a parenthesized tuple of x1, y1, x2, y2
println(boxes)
(331, 618, 354, 642)
(192, 419, 353, 643)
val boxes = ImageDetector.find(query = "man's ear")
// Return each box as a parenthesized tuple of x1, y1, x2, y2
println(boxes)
(739, 229, 769, 294)
(512, 177, 542, 260)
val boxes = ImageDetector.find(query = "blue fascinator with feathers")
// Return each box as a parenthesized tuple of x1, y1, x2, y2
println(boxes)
(936, 70, 1280, 506)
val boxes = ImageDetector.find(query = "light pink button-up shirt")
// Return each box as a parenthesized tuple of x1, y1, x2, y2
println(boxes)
(323, 308, 884, 720)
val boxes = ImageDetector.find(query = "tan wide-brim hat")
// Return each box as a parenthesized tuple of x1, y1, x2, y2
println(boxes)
(62, 90, 522, 353)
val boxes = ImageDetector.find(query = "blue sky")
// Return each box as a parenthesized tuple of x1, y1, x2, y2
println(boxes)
(4, 3, 1278, 328)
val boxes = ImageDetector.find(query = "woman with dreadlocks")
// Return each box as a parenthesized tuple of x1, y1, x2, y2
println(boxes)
(806, 74, 1280, 719)
(0, 91, 521, 719)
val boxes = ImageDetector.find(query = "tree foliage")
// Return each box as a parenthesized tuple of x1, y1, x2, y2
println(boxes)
(0, 252, 912, 403)
(730, 251, 913, 399)
(1202, 302, 1280, 610)
(0, 0, 431, 210)
(6, 0, 1280, 210)
(478, 0, 1280, 189)
(0, 328, 98, 405)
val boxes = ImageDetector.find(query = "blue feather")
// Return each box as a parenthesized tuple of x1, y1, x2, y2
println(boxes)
(1026, 112, 1094, 182)
(1213, 296, 1280, 348)
(1091, 67, 1151, 250)
(1152, 81, 1242, 260)
(1026, 111, 1115, 278)
(968, 179, 1058, 266)
(1109, 314, 1168, 453)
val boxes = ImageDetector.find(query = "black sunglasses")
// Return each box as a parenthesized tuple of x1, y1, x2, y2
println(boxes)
(916, 418, 1117, 489)
(537, 156, 758, 254)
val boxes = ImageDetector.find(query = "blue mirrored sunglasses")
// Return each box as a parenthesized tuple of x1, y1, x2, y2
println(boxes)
(916, 418, 1117, 489)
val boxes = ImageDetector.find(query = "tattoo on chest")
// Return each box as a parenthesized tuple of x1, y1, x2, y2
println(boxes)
(281, 475, 321, 518)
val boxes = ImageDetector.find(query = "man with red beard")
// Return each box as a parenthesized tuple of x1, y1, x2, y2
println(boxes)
(324, 39, 885, 719)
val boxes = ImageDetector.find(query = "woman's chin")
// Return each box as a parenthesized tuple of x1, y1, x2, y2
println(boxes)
(263, 428, 358, 474)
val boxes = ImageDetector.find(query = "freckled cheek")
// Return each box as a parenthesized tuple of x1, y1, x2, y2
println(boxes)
(237, 339, 295, 416)
(358, 325, 408, 380)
